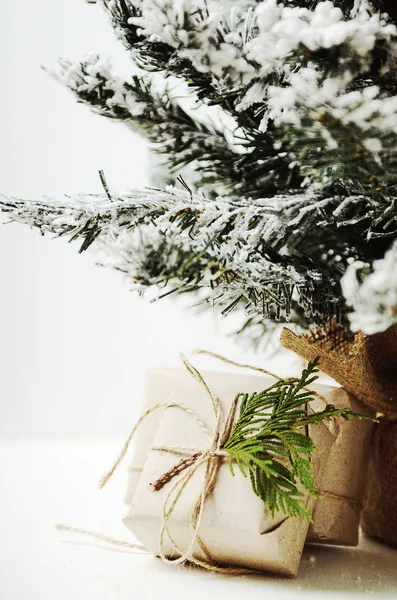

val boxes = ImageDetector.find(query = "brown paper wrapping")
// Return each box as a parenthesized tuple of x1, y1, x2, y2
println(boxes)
(280, 325, 397, 547)
(361, 417, 397, 547)
(307, 390, 373, 546)
(124, 368, 175, 505)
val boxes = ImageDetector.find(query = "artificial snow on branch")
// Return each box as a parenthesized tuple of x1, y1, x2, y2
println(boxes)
(54, 54, 243, 195)
(342, 239, 397, 333)
(0, 187, 344, 324)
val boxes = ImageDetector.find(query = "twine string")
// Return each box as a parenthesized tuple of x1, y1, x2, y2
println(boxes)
(99, 399, 211, 490)
(55, 524, 148, 552)
(156, 382, 242, 570)
(321, 489, 362, 507)
(195, 349, 329, 406)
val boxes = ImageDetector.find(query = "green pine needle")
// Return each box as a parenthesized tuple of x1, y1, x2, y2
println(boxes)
(222, 357, 374, 521)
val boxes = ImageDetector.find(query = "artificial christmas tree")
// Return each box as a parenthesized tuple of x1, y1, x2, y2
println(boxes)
(2, 0, 397, 554)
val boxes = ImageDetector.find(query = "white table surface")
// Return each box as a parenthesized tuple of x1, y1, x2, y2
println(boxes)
(0, 440, 396, 600)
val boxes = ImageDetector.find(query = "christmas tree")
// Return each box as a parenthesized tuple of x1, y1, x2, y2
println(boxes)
(2, 0, 397, 344)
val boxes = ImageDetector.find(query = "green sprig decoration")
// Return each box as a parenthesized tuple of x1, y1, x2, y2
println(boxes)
(222, 357, 373, 520)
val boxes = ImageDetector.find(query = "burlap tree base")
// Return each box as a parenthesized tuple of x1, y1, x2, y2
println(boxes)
(361, 417, 397, 547)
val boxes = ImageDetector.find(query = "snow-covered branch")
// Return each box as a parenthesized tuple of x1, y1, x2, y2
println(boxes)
(342, 240, 397, 333)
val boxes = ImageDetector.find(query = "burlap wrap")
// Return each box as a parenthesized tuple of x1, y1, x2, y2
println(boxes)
(280, 324, 397, 548)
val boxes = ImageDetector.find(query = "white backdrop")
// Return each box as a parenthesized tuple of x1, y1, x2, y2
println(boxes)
(0, 0, 299, 440)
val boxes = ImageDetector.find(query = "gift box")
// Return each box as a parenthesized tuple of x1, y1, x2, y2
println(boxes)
(281, 326, 397, 548)
(306, 389, 373, 546)
(123, 364, 352, 576)
(125, 366, 373, 549)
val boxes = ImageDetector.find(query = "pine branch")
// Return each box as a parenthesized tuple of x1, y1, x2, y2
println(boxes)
(222, 357, 371, 519)
(55, 53, 299, 198)
(268, 77, 397, 198)
(100, 1, 397, 199)
(2, 185, 394, 328)
(0, 189, 346, 325)
(101, 0, 223, 101)
(55, 55, 245, 192)
(101, 0, 298, 195)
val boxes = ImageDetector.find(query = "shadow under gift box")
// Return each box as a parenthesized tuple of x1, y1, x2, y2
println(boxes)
(123, 368, 373, 575)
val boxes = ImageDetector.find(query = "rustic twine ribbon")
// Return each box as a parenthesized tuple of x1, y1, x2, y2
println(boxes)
(55, 524, 148, 552)
(195, 349, 329, 405)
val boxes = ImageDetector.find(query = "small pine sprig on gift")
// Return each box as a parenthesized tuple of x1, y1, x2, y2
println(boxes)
(222, 357, 372, 520)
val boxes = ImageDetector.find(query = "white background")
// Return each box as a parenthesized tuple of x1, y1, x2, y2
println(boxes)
(0, 1, 396, 599)
(0, 0, 281, 442)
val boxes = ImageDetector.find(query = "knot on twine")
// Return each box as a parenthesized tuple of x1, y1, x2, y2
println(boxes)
(149, 449, 229, 492)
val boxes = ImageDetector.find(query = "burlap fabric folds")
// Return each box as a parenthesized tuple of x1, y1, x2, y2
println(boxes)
(281, 325, 397, 548)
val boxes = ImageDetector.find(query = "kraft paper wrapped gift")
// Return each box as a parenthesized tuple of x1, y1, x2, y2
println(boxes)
(125, 367, 373, 548)
(306, 389, 373, 546)
(123, 373, 338, 576)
